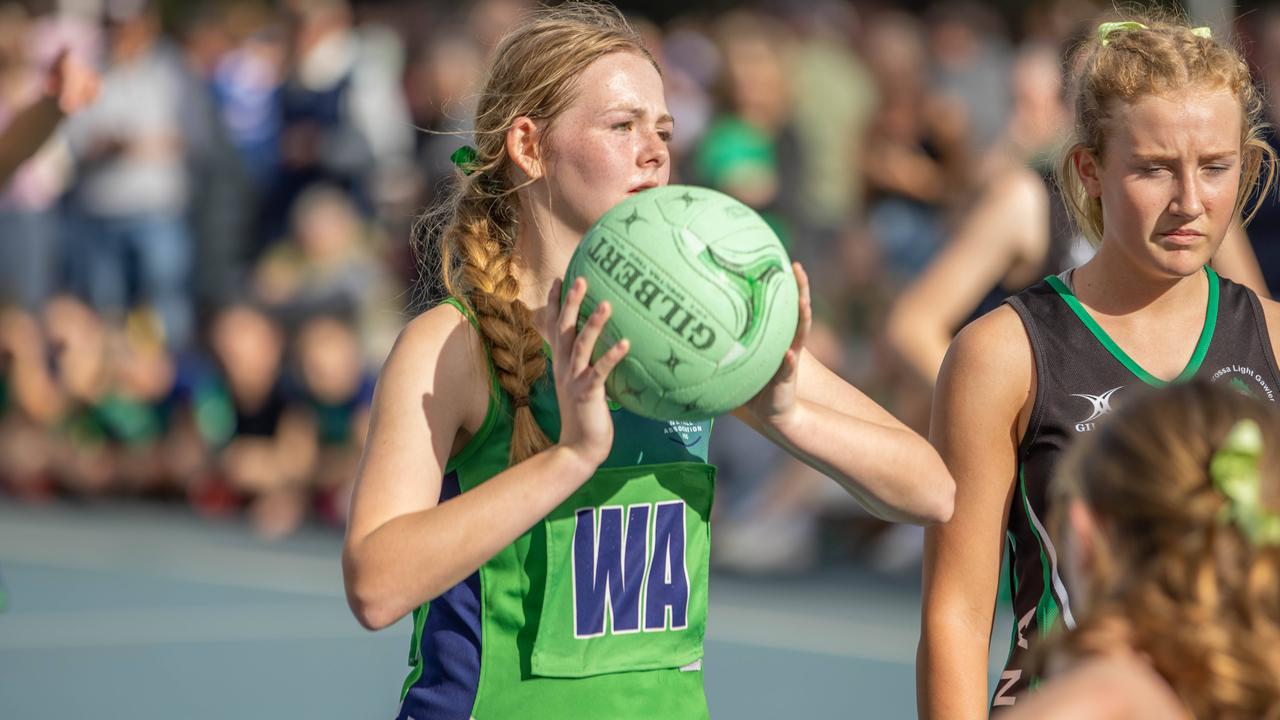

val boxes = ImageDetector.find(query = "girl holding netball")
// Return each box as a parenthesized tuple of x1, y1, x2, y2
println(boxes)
(918, 15, 1280, 717)
(1005, 381, 1280, 719)
(341, 4, 953, 719)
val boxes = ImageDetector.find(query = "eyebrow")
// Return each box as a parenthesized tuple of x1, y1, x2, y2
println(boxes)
(603, 106, 675, 126)
(1130, 150, 1239, 162)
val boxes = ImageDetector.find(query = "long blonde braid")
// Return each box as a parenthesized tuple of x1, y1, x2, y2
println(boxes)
(416, 2, 655, 465)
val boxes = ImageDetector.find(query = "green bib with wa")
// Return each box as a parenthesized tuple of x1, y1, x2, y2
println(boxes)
(399, 298, 716, 720)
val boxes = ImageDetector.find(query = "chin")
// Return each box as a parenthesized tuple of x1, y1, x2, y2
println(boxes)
(1152, 250, 1211, 279)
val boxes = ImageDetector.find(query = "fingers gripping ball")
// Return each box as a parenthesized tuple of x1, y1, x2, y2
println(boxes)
(563, 185, 798, 421)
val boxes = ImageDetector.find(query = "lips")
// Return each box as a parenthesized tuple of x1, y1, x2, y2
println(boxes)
(628, 183, 658, 194)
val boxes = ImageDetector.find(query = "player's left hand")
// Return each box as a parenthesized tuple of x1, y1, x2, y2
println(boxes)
(741, 262, 811, 430)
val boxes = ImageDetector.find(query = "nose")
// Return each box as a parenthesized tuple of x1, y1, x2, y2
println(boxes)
(637, 126, 668, 168)
(1168, 171, 1204, 219)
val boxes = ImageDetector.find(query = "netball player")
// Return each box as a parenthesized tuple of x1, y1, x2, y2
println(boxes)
(1005, 381, 1280, 719)
(918, 16, 1280, 717)
(340, 4, 954, 719)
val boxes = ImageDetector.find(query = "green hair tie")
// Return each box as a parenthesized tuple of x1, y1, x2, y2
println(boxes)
(1210, 419, 1280, 547)
(1097, 21, 1212, 47)
(450, 145, 479, 176)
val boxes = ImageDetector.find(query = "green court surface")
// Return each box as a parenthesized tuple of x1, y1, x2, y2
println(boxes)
(0, 499, 1011, 718)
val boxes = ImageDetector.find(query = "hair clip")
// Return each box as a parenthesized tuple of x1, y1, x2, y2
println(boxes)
(1210, 419, 1280, 547)
(1097, 21, 1212, 47)
(451, 145, 479, 176)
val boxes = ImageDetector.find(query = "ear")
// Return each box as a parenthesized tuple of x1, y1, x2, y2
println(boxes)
(1074, 147, 1103, 199)
(507, 116, 544, 180)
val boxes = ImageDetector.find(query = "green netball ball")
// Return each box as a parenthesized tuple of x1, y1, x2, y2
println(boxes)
(562, 185, 799, 421)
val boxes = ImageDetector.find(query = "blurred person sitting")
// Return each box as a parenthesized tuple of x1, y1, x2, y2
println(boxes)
(290, 312, 373, 528)
(0, 306, 62, 500)
(99, 308, 186, 496)
(187, 304, 313, 539)
(40, 295, 120, 496)
(38, 298, 185, 498)
(62, 0, 197, 351)
(252, 183, 401, 364)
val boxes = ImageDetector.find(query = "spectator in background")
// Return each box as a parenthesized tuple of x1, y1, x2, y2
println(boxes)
(166, 3, 261, 317)
(101, 309, 184, 495)
(206, 1, 285, 193)
(861, 11, 958, 285)
(262, 0, 412, 247)
(1242, 8, 1280, 294)
(785, 1, 877, 298)
(189, 304, 313, 538)
(404, 29, 482, 221)
(291, 313, 373, 527)
(0, 306, 61, 500)
(923, 2, 1012, 174)
(62, 0, 195, 350)
(0, 6, 98, 311)
(252, 184, 402, 364)
(655, 19, 714, 165)
(0, 7, 98, 188)
(887, 43, 1076, 390)
(694, 11, 801, 247)
(42, 295, 117, 495)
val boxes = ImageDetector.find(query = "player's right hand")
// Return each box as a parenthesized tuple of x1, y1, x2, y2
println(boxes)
(544, 277, 629, 473)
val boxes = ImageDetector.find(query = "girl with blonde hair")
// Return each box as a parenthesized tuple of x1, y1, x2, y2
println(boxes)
(1006, 380, 1280, 719)
(919, 13, 1280, 716)
(340, 4, 953, 718)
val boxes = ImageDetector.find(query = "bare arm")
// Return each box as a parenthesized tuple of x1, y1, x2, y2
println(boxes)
(0, 51, 98, 186)
(1212, 223, 1270, 299)
(735, 266, 955, 525)
(887, 167, 1049, 386)
(342, 282, 629, 630)
(998, 656, 1188, 720)
(0, 97, 61, 186)
(917, 306, 1032, 719)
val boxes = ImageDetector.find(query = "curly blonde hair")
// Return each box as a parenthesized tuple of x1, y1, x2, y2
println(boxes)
(1057, 12, 1277, 245)
(1046, 381, 1280, 719)
(415, 2, 655, 465)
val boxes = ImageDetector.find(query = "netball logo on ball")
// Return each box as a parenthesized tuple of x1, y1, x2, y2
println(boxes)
(1070, 386, 1123, 432)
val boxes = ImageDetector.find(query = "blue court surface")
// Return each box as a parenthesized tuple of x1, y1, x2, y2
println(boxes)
(0, 498, 1011, 718)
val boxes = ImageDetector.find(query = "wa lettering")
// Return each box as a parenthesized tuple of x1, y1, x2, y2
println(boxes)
(572, 500, 690, 638)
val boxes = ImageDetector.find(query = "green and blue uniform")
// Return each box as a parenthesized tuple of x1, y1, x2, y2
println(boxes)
(397, 298, 716, 720)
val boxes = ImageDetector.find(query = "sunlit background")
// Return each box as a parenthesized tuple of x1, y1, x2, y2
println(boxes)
(1, 0, 1276, 716)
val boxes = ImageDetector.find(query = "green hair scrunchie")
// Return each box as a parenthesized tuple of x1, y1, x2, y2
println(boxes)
(1210, 419, 1280, 547)
(1097, 21, 1211, 47)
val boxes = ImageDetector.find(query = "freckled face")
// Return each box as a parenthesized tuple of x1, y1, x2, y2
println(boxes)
(1091, 87, 1244, 278)
(539, 52, 672, 236)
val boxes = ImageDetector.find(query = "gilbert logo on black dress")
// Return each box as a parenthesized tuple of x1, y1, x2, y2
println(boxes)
(1070, 386, 1123, 432)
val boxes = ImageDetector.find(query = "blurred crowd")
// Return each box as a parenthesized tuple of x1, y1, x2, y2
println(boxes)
(2, 0, 1280, 558)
